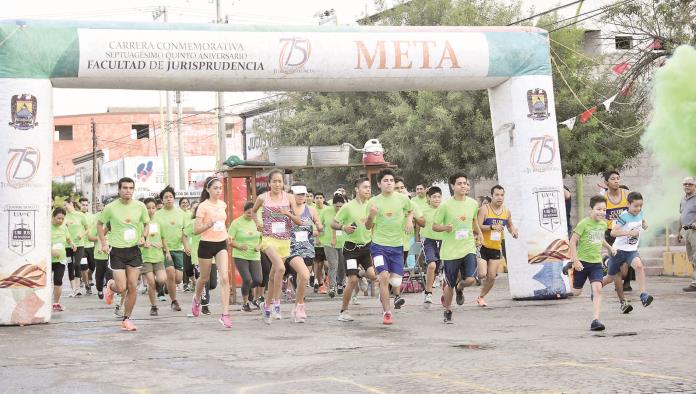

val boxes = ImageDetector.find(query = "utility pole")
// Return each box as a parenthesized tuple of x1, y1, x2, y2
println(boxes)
(91, 118, 97, 212)
(216, 0, 227, 169)
(154, 6, 175, 187)
(176, 91, 185, 190)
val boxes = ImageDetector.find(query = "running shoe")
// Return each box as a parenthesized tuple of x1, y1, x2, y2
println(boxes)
(319, 285, 327, 295)
(424, 293, 433, 305)
(139, 284, 147, 295)
(284, 287, 293, 302)
(85, 286, 93, 296)
(337, 285, 344, 295)
(382, 311, 393, 325)
(313, 283, 319, 293)
(219, 314, 232, 328)
(250, 299, 261, 310)
(104, 280, 114, 305)
(114, 304, 123, 318)
(456, 288, 465, 306)
(263, 302, 272, 325)
(351, 295, 360, 305)
(294, 304, 307, 323)
(620, 299, 633, 314)
(191, 295, 201, 317)
(640, 292, 653, 307)
(328, 287, 336, 298)
(562, 261, 573, 276)
(89, 281, 94, 288)
(272, 303, 282, 320)
(68, 289, 76, 298)
(121, 318, 137, 331)
(52, 303, 64, 312)
(443, 309, 453, 324)
(257, 295, 265, 305)
(590, 319, 605, 331)
(201, 305, 211, 315)
(241, 303, 252, 312)
(475, 277, 482, 286)
(337, 312, 354, 322)
(623, 282, 633, 291)
(475, 296, 487, 307)
(75, 288, 83, 297)
(183, 284, 192, 293)
(158, 295, 167, 302)
(97, 291, 104, 300)
(394, 295, 405, 309)
(150, 305, 159, 316)
(171, 300, 181, 311)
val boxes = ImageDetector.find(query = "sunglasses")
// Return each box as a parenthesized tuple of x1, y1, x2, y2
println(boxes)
(684, 183, 695, 186)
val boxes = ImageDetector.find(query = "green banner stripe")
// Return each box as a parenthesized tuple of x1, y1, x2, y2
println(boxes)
(0, 23, 78, 78)
(485, 31, 551, 77)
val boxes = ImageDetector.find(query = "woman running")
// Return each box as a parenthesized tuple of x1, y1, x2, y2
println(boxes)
(51, 207, 76, 312)
(252, 169, 303, 324)
(64, 200, 89, 297)
(141, 198, 169, 316)
(285, 184, 323, 323)
(191, 177, 232, 328)
(228, 202, 263, 312)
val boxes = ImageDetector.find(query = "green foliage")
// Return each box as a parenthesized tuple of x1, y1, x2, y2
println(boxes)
(51, 181, 80, 206)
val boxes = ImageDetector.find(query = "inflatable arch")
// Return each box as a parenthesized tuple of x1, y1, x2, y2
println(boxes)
(0, 20, 570, 325)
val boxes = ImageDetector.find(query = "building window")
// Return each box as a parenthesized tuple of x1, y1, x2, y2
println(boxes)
(132, 124, 149, 139)
(615, 36, 633, 50)
(225, 122, 235, 136)
(55, 125, 73, 141)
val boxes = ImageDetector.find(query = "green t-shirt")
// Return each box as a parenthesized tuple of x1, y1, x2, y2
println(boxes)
(228, 216, 261, 260)
(574, 217, 608, 263)
(318, 206, 346, 248)
(155, 207, 186, 251)
(141, 216, 165, 263)
(433, 197, 479, 260)
(334, 199, 371, 245)
(413, 195, 429, 212)
(65, 211, 87, 248)
(89, 212, 108, 260)
(51, 223, 71, 263)
(184, 216, 202, 265)
(368, 193, 413, 247)
(82, 212, 96, 248)
(420, 204, 443, 241)
(99, 199, 150, 248)
(403, 201, 423, 251)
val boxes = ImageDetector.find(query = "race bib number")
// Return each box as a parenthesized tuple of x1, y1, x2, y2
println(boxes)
(455, 229, 469, 240)
(271, 222, 285, 234)
(52, 243, 64, 250)
(124, 228, 136, 242)
(336, 230, 344, 237)
(346, 258, 358, 270)
(149, 223, 159, 234)
(491, 231, 502, 241)
(373, 255, 385, 267)
(80, 257, 88, 265)
(295, 231, 309, 242)
(213, 221, 225, 232)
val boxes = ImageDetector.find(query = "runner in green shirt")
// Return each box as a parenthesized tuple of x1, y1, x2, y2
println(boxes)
(142, 198, 169, 316)
(91, 211, 111, 300)
(51, 207, 76, 312)
(79, 197, 97, 295)
(433, 172, 483, 324)
(568, 195, 616, 332)
(64, 200, 88, 297)
(228, 202, 262, 312)
(155, 186, 187, 312)
(313, 192, 331, 295)
(319, 194, 345, 298)
(421, 186, 444, 306)
(365, 169, 414, 325)
(97, 177, 150, 331)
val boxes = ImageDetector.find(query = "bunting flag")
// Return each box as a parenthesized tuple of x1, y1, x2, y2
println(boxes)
(559, 117, 577, 130)
(579, 106, 597, 123)
(602, 94, 617, 111)
(649, 39, 662, 50)
(619, 83, 632, 97)
(611, 61, 630, 75)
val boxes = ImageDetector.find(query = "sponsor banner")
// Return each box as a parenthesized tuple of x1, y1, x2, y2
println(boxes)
(489, 75, 569, 300)
(77, 29, 494, 91)
(0, 78, 53, 325)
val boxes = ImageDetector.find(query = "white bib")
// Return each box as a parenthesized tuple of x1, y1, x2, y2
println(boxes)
(295, 231, 309, 242)
(336, 230, 344, 237)
(52, 242, 64, 250)
(124, 228, 136, 242)
(80, 257, 88, 265)
(490, 231, 502, 241)
(149, 223, 159, 234)
(271, 222, 285, 234)
(213, 221, 225, 232)
(346, 258, 358, 270)
(455, 229, 469, 240)
(373, 255, 385, 267)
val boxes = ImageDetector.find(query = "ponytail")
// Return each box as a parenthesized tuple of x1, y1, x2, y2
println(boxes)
(200, 176, 220, 203)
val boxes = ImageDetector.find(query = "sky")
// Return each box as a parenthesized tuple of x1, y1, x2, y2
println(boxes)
(1, 0, 615, 116)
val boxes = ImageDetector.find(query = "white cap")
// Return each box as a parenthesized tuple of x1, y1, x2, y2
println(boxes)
(291, 185, 308, 195)
(683, 177, 695, 185)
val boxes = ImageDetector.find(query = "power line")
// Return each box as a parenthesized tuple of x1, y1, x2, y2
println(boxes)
(507, 0, 584, 26)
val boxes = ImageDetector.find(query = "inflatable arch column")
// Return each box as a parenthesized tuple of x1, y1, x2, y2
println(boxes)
(0, 21, 569, 325)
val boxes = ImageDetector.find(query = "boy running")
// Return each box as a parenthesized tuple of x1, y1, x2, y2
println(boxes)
(421, 186, 443, 307)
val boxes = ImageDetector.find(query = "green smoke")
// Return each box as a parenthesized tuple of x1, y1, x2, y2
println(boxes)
(642, 45, 696, 241)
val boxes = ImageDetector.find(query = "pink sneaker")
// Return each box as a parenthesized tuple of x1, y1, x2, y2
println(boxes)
(294, 303, 306, 323)
(104, 280, 114, 305)
(52, 303, 64, 312)
(191, 295, 201, 317)
(218, 314, 232, 328)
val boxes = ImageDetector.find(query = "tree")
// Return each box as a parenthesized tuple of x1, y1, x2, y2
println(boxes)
(51, 181, 75, 199)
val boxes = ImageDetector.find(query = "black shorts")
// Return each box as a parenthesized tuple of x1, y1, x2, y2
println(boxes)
(110, 246, 143, 270)
(198, 240, 228, 260)
(343, 241, 373, 277)
(314, 247, 326, 263)
(83, 247, 96, 271)
(285, 256, 312, 277)
(480, 246, 502, 261)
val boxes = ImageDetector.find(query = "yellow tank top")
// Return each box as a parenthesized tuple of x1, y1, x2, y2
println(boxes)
(605, 190, 628, 229)
(482, 205, 509, 250)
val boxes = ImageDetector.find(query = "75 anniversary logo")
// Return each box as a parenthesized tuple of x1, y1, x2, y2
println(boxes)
(3, 147, 41, 189)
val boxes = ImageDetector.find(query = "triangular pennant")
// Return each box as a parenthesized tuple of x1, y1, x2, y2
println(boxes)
(602, 94, 617, 111)
(579, 106, 596, 124)
(612, 62, 630, 75)
(619, 83, 632, 97)
(559, 117, 577, 130)
(649, 39, 662, 50)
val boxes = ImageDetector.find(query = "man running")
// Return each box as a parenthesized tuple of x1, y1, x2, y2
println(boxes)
(333, 177, 377, 322)
(313, 192, 330, 295)
(433, 172, 483, 324)
(98, 177, 150, 331)
(155, 186, 187, 312)
(476, 185, 518, 307)
(421, 186, 443, 306)
(366, 169, 414, 324)
(79, 197, 97, 295)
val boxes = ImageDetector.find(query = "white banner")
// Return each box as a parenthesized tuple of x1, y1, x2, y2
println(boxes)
(0, 79, 53, 324)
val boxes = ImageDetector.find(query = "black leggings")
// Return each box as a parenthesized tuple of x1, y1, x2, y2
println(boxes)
(94, 259, 112, 292)
(67, 247, 85, 279)
(260, 252, 272, 289)
(235, 258, 263, 297)
(183, 253, 194, 283)
(52, 263, 66, 286)
(83, 247, 96, 278)
(194, 264, 218, 306)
